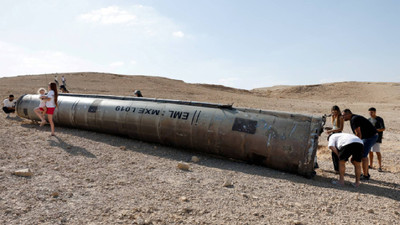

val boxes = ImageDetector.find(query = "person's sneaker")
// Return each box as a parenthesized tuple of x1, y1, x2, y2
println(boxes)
(360, 174, 370, 181)
(378, 167, 383, 172)
(368, 165, 373, 169)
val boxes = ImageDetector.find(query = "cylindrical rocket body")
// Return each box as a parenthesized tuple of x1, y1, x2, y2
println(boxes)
(16, 94, 324, 177)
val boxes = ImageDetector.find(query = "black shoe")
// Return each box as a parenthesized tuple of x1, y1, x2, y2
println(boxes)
(314, 162, 319, 169)
(360, 174, 370, 181)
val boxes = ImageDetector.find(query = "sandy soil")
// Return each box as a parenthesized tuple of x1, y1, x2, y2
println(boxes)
(1, 73, 400, 224)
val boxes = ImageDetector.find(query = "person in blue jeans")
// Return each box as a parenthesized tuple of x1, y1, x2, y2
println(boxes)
(342, 109, 378, 180)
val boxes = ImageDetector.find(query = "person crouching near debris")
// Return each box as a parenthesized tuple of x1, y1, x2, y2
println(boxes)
(328, 133, 363, 187)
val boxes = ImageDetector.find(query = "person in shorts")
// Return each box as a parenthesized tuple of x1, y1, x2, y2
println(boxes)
(342, 109, 377, 180)
(34, 88, 48, 125)
(368, 107, 385, 172)
(328, 133, 363, 187)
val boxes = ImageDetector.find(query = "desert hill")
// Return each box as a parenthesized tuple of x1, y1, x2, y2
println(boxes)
(254, 82, 400, 103)
(2, 73, 399, 131)
(1, 72, 400, 224)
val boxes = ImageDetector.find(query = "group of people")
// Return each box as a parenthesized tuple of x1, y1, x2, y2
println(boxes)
(3, 76, 144, 137)
(2, 80, 63, 136)
(324, 105, 385, 187)
(55, 75, 69, 93)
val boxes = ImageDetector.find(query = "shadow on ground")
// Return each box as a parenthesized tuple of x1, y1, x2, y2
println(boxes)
(21, 123, 96, 158)
(20, 120, 400, 202)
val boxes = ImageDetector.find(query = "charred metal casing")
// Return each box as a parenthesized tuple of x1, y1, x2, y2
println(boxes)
(16, 94, 325, 177)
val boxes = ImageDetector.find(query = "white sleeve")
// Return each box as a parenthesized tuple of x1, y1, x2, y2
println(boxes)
(47, 91, 54, 98)
(328, 136, 336, 147)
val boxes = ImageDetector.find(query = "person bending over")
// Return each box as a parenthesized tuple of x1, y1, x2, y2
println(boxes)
(342, 109, 378, 181)
(328, 133, 363, 187)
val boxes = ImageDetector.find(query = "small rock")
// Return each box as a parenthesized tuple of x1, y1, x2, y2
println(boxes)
(180, 196, 188, 202)
(51, 192, 59, 198)
(177, 162, 190, 171)
(154, 146, 157, 149)
(240, 193, 249, 198)
(191, 156, 200, 163)
(13, 168, 33, 177)
(119, 146, 126, 151)
(66, 146, 72, 149)
(368, 209, 374, 214)
(223, 178, 233, 187)
(292, 220, 303, 225)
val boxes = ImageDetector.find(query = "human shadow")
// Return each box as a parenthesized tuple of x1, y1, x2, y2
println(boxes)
(47, 135, 96, 158)
(5, 115, 23, 121)
(19, 121, 400, 201)
(20, 123, 96, 158)
(323, 169, 399, 190)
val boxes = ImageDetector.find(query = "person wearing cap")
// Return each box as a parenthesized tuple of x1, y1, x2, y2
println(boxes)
(368, 107, 385, 172)
(328, 133, 363, 187)
(2, 95, 17, 118)
(134, 90, 143, 97)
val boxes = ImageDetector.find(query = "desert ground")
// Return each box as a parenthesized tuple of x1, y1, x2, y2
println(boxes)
(1, 72, 400, 224)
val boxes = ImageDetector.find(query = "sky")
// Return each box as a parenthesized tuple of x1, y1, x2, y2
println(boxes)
(1, 0, 400, 90)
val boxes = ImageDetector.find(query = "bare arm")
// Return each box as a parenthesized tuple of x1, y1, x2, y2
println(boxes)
(327, 117, 344, 134)
(329, 146, 340, 157)
(354, 127, 362, 139)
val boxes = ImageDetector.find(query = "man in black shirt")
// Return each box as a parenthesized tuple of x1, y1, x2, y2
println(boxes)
(342, 109, 378, 180)
(368, 107, 385, 172)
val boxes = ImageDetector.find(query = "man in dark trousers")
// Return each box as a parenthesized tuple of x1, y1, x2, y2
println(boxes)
(342, 109, 378, 180)
(368, 107, 385, 171)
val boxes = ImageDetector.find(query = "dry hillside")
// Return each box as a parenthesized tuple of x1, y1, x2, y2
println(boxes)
(1, 73, 400, 224)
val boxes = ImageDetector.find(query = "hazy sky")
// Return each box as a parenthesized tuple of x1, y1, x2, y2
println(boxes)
(1, 0, 399, 89)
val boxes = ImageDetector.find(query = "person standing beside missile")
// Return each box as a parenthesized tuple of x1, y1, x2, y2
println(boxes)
(368, 107, 385, 171)
(342, 109, 377, 180)
(41, 82, 58, 136)
(325, 105, 344, 173)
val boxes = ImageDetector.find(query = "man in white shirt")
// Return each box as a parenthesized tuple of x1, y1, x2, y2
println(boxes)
(2, 95, 17, 118)
(328, 133, 364, 187)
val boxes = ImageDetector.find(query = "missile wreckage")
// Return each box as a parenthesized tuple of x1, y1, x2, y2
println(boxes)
(16, 94, 325, 177)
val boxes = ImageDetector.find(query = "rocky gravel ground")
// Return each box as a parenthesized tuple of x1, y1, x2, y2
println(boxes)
(1, 114, 400, 225)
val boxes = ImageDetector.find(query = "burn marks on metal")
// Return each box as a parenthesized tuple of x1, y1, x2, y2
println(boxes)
(88, 100, 102, 113)
(232, 117, 257, 134)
